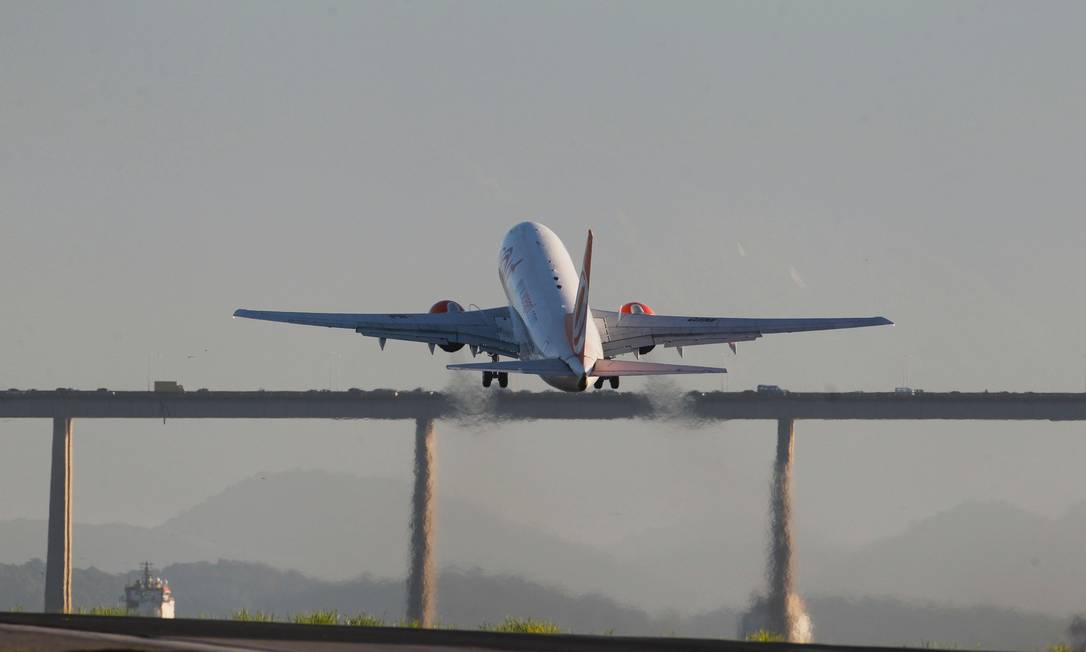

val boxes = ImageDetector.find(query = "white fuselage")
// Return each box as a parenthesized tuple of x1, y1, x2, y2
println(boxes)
(498, 222, 603, 391)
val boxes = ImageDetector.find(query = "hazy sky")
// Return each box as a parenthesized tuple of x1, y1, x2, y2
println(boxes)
(2, 0, 1085, 602)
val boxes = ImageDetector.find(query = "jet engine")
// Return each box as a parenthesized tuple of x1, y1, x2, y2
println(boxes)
(619, 301, 655, 316)
(429, 300, 465, 352)
(619, 302, 656, 355)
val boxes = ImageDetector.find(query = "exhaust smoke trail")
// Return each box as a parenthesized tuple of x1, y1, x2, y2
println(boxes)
(644, 376, 700, 426)
(406, 417, 437, 627)
(739, 418, 813, 642)
(444, 372, 498, 430)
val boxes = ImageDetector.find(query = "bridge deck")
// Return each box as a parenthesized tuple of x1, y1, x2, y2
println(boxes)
(2, 389, 1086, 420)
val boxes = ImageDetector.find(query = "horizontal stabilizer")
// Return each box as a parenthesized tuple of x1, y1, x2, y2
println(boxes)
(591, 359, 726, 376)
(447, 358, 574, 376)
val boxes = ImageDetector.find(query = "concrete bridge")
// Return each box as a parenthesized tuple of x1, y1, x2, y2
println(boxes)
(4, 388, 1086, 420)
(3, 389, 1085, 635)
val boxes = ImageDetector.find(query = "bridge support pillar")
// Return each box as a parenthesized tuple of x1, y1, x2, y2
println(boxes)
(406, 417, 436, 627)
(767, 417, 796, 639)
(44, 417, 73, 614)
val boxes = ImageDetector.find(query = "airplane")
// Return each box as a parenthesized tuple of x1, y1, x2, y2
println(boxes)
(234, 222, 892, 392)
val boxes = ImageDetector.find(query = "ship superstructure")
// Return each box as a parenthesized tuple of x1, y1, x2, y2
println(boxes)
(124, 562, 175, 618)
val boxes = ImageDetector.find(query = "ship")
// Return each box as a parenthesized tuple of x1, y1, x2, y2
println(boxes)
(124, 562, 175, 618)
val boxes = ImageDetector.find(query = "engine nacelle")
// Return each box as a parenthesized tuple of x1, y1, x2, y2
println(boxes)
(620, 302, 656, 355)
(429, 300, 465, 352)
(619, 301, 655, 316)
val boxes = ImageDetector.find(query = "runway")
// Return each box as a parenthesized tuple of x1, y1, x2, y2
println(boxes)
(0, 613, 1014, 652)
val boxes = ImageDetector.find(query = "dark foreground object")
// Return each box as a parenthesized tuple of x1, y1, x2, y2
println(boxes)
(0, 613, 1015, 652)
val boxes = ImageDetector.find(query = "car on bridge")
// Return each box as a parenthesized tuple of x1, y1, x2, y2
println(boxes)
(756, 384, 788, 396)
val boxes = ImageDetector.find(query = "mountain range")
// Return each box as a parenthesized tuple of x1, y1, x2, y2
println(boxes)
(2, 469, 1085, 617)
(0, 558, 1070, 649)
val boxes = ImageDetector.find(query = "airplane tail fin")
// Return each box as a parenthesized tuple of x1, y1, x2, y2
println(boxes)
(568, 230, 593, 358)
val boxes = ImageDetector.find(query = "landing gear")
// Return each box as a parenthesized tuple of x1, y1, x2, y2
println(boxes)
(482, 371, 509, 389)
(593, 376, 621, 390)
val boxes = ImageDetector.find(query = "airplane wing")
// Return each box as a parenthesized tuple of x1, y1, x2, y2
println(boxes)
(233, 307, 520, 358)
(593, 310, 892, 357)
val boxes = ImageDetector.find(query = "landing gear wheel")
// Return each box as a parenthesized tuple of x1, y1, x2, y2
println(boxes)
(497, 372, 509, 388)
(593, 377, 605, 390)
(482, 371, 493, 388)
(609, 376, 620, 390)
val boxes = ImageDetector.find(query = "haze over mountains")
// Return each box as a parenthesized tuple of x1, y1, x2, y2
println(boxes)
(0, 558, 1069, 650)
(1, 471, 699, 611)
(2, 470, 1085, 617)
